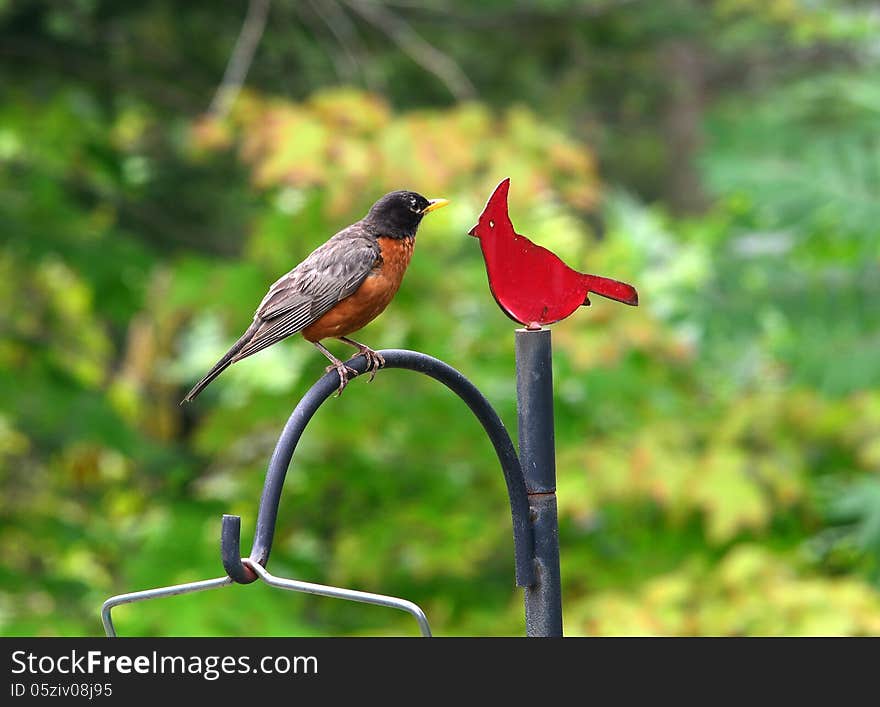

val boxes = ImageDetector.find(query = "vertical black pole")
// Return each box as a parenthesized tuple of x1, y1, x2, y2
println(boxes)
(516, 328, 563, 636)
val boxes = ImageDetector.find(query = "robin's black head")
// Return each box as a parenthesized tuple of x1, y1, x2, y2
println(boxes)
(363, 190, 449, 239)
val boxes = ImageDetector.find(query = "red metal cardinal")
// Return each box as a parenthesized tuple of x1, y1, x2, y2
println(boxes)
(469, 178, 638, 329)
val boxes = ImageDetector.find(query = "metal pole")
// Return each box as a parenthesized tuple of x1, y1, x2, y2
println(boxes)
(516, 328, 563, 636)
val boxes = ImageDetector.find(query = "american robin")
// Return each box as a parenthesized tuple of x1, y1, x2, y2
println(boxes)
(470, 178, 637, 328)
(182, 190, 449, 402)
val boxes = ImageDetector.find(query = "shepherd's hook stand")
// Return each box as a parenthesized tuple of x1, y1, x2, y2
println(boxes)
(102, 348, 548, 637)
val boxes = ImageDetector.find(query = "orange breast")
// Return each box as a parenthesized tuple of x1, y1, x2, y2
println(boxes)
(301, 236, 415, 342)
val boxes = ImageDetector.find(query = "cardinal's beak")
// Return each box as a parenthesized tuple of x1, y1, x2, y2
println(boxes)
(421, 198, 450, 214)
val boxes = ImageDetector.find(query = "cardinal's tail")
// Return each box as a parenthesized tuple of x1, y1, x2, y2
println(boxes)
(581, 274, 639, 306)
(181, 321, 260, 404)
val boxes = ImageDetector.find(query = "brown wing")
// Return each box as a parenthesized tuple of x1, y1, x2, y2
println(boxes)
(232, 228, 380, 362)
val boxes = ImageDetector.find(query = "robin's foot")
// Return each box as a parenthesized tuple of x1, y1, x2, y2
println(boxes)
(357, 347, 385, 382)
(313, 340, 360, 396)
(338, 337, 385, 382)
(325, 360, 359, 396)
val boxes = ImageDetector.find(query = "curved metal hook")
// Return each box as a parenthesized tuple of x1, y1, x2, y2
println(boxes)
(222, 349, 536, 587)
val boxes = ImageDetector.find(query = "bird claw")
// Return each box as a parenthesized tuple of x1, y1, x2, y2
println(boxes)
(344, 347, 384, 382)
(325, 361, 359, 396)
(358, 348, 385, 382)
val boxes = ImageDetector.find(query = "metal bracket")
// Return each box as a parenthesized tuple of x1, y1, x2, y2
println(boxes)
(101, 559, 431, 637)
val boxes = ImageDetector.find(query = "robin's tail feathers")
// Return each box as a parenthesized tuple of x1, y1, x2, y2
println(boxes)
(180, 321, 259, 404)
(581, 274, 639, 306)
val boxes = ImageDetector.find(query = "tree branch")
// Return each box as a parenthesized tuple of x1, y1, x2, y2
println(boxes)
(320, 0, 385, 92)
(207, 0, 272, 119)
(298, 0, 357, 83)
(344, 0, 476, 101)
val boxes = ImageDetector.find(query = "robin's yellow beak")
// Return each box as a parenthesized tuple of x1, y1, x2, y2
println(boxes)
(421, 198, 450, 214)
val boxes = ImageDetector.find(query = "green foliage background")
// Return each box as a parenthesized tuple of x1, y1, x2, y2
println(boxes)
(2, 0, 879, 636)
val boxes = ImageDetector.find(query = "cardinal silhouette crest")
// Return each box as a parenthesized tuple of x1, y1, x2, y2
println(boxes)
(469, 178, 638, 329)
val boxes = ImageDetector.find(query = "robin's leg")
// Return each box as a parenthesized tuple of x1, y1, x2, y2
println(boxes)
(313, 341, 358, 396)
(337, 336, 385, 382)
